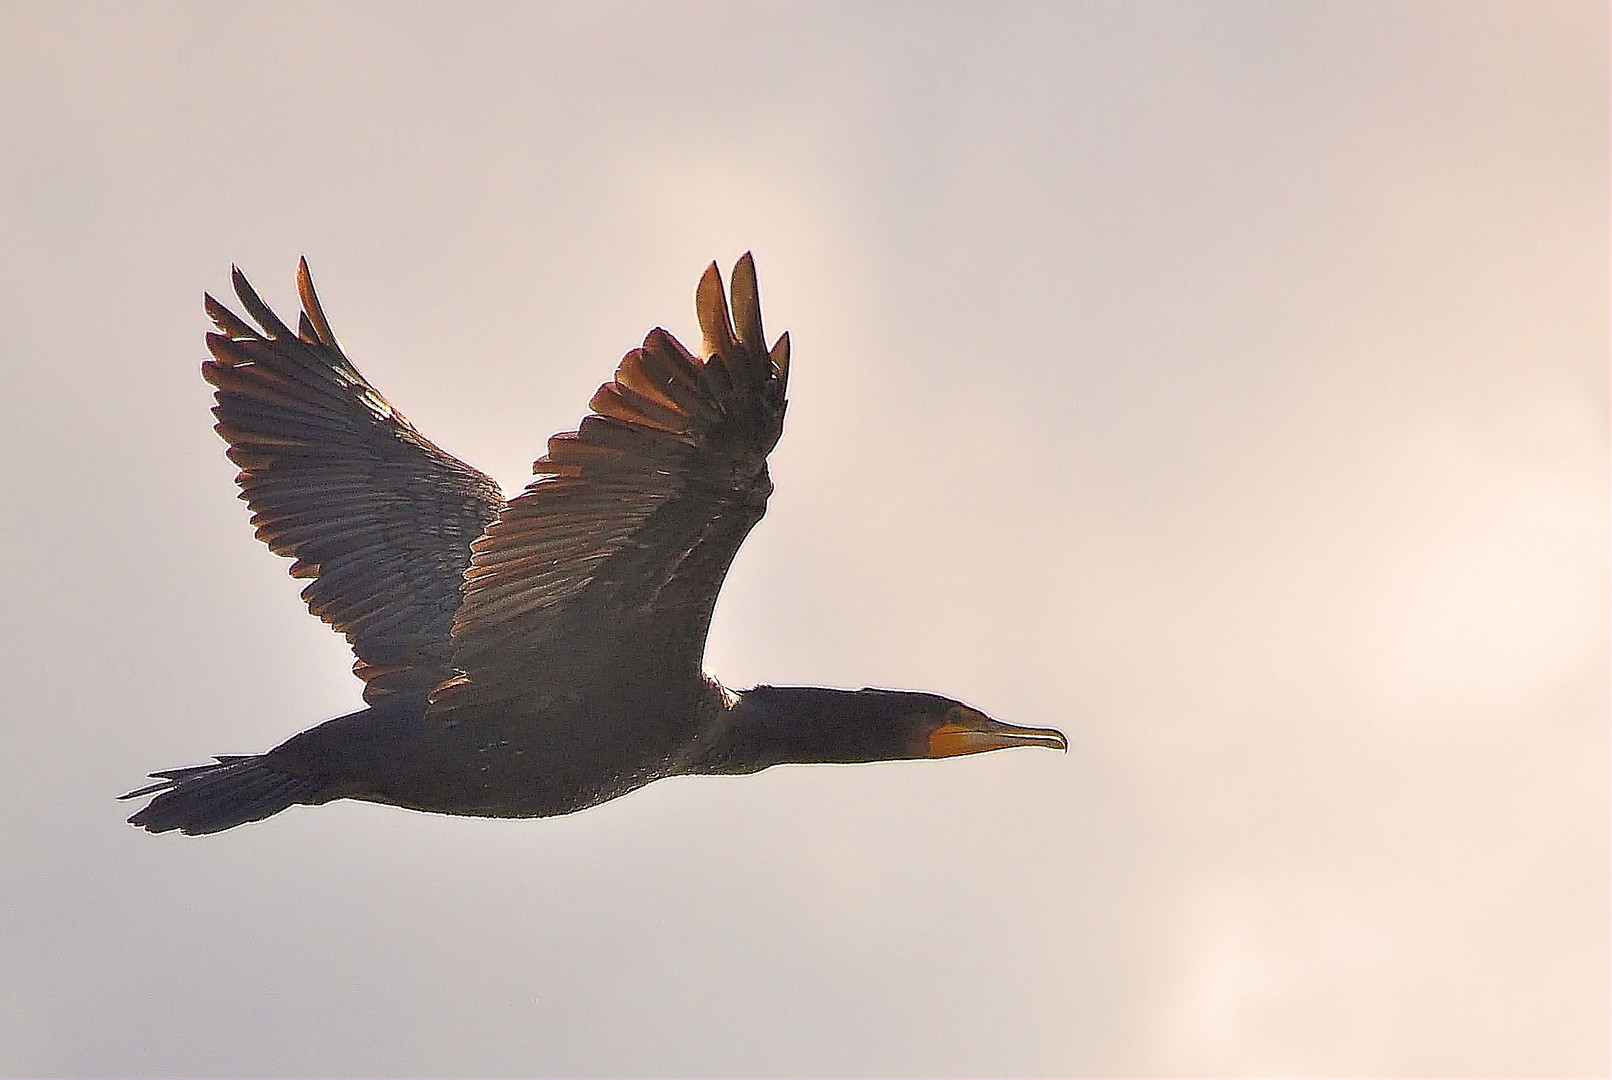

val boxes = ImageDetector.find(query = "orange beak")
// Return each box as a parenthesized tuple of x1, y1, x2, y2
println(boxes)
(927, 711, 1068, 758)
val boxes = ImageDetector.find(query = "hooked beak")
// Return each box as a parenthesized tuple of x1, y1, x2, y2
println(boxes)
(927, 711, 1068, 758)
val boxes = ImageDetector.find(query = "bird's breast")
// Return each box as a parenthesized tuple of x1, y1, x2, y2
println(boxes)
(365, 680, 716, 818)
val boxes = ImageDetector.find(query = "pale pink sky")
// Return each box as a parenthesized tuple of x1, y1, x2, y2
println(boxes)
(0, 2, 1605, 1075)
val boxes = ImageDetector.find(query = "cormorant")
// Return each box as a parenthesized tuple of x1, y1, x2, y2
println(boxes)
(124, 256, 1066, 835)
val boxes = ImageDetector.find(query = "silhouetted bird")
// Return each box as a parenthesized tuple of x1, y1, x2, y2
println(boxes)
(124, 256, 1066, 834)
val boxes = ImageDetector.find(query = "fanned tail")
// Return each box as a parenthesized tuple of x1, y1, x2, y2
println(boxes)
(121, 755, 324, 835)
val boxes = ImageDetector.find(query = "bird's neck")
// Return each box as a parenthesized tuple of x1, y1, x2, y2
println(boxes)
(684, 685, 917, 774)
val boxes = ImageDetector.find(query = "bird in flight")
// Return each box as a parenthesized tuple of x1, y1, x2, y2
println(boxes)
(124, 255, 1066, 834)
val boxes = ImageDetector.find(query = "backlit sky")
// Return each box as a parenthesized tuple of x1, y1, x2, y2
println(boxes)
(0, 2, 1605, 1075)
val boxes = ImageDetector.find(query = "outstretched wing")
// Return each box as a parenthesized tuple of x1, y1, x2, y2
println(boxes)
(438, 254, 789, 709)
(203, 260, 504, 703)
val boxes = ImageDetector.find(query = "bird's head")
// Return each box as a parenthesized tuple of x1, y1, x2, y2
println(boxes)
(914, 696, 1069, 759)
(696, 686, 1066, 773)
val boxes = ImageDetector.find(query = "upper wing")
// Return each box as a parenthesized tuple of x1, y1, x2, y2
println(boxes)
(203, 260, 504, 703)
(437, 254, 789, 708)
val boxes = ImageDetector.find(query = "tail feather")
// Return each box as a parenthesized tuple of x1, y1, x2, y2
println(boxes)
(121, 755, 324, 835)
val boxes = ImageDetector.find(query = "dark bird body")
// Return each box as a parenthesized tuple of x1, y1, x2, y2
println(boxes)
(125, 256, 1065, 835)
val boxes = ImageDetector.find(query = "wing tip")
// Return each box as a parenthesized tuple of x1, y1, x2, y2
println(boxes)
(294, 255, 339, 348)
(729, 253, 764, 352)
(228, 264, 296, 339)
(696, 261, 734, 359)
(770, 330, 790, 391)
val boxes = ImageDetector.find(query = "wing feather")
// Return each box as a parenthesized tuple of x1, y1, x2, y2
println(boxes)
(204, 260, 504, 702)
(439, 255, 787, 710)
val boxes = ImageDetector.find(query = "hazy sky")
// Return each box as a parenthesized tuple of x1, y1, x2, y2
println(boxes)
(0, 2, 1605, 1076)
